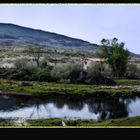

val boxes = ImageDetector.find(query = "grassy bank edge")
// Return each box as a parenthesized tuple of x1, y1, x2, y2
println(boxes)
(1, 117, 140, 127)
(0, 79, 140, 98)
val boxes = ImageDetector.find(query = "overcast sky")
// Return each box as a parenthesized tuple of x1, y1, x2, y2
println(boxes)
(0, 4, 139, 54)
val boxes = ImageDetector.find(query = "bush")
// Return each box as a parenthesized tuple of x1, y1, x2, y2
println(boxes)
(51, 62, 83, 83)
(50, 62, 115, 85)
(86, 62, 113, 78)
(31, 68, 53, 82)
(14, 58, 29, 69)
(40, 59, 48, 68)
(0, 67, 53, 82)
(85, 62, 115, 85)
(0, 60, 116, 85)
(126, 64, 140, 79)
(7, 69, 32, 81)
(85, 75, 116, 86)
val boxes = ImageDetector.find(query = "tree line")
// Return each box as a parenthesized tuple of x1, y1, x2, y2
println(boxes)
(0, 38, 139, 85)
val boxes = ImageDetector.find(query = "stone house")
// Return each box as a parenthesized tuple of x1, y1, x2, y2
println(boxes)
(82, 57, 106, 70)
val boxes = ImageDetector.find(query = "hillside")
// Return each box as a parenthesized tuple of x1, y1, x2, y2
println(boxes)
(0, 23, 100, 52)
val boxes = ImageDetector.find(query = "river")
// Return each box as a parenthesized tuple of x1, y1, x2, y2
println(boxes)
(0, 95, 139, 121)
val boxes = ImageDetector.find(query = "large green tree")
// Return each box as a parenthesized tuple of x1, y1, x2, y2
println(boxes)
(97, 38, 130, 78)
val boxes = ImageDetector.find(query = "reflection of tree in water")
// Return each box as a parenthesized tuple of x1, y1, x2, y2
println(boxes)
(53, 96, 84, 110)
(28, 97, 52, 119)
(28, 96, 84, 118)
(26, 96, 138, 120)
(12, 96, 51, 119)
(0, 95, 139, 120)
(67, 99, 84, 110)
(86, 98, 102, 114)
(86, 97, 131, 121)
(14, 96, 32, 108)
(0, 96, 17, 111)
(53, 96, 65, 109)
(0, 95, 33, 111)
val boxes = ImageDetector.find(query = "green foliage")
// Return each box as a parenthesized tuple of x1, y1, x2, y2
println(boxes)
(97, 38, 130, 78)
(31, 68, 54, 82)
(14, 58, 29, 69)
(7, 69, 31, 81)
(50, 62, 115, 85)
(0, 68, 32, 80)
(86, 62, 113, 78)
(0, 67, 53, 82)
(126, 64, 140, 79)
(40, 59, 48, 68)
(84, 62, 115, 85)
(51, 62, 83, 83)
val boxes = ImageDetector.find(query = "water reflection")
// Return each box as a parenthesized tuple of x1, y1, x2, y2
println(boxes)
(0, 95, 139, 120)
(87, 98, 129, 120)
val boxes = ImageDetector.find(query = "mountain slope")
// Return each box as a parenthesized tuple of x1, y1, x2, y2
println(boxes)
(0, 23, 100, 52)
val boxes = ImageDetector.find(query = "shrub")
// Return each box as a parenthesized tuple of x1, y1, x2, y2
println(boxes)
(126, 64, 140, 79)
(7, 69, 32, 81)
(85, 75, 116, 86)
(51, 62, 83, 83)
(31, 68, 53, 82)
(40, 59, 48, 68)
(85, 62, 115, 85)
(14, 58, 29, 69)
(86, 62, 113, 78)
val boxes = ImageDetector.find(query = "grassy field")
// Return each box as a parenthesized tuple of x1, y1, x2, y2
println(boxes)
(0, 79, 140, 98)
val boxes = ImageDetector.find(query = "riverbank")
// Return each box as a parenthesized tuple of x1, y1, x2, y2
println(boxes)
(0, 117, 140, 127)
(27, 116, 140, 126)
(0, 79, 140, 98)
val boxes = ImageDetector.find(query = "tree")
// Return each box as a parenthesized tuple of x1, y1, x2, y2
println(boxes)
(28, 46, 43, 67)
(97, 38, 130, 78)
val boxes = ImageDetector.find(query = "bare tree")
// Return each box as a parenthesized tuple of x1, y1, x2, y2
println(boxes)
(28, 46, 43, 67)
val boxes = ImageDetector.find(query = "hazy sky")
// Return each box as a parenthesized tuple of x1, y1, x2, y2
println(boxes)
(0, 4, 139, 54)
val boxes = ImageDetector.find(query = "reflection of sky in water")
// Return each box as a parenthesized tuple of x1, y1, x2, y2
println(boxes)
(0, 103, 99, 120)
(128, 98, 140, 117)
(0, 95, 140, 120)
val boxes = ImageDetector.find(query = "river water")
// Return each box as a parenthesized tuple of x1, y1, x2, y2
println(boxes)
(0, 95, 139, 121)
